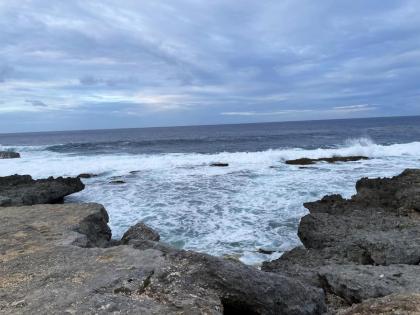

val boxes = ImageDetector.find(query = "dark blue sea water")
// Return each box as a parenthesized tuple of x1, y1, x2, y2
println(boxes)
(1, 115, 420, 264)
(1, 116, 420, 154)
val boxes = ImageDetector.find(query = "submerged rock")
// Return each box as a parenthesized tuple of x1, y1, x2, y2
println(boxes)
(210, 162, 229, 167)
(0, 151, 20, 159)
(285, 156, 368, 165)
(109, 180, 126, 184)
(0, 203, 326, 315)
(263, 169, 420, 312)
(0, 174, 84, 206)
(77, 173, 98, 178)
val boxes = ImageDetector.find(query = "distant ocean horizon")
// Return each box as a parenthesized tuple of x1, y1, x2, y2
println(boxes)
(1, 115, 420, 264)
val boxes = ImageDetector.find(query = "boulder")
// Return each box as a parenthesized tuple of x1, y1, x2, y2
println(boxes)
(0, 151, 20, 159)
(0, 174, 84, 206)
(121, 222, 160, 244)
(285, 156, 368, 165)
(0, 203, 326, 315)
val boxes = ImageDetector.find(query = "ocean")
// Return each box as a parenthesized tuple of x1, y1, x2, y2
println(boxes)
(1, 115, 420, 264)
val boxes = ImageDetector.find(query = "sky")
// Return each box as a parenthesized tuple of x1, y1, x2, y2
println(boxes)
(1, 0, 420, 133)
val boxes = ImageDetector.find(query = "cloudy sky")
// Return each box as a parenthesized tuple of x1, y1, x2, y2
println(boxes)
(1, 0, 420, 132)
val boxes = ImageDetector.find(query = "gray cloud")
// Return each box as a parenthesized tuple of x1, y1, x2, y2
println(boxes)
(0, 0, 420, 132)
(25, 99, 48, 107)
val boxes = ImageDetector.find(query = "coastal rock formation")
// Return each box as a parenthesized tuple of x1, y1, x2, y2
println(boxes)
(285, 156, 368, 165)
(0, 203, 326, 314)
(0, 151, 20, 159)
(262, 169, 420, 312)
(0, 174, 84, 206)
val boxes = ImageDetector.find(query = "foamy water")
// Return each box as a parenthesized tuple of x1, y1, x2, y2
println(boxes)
(1, 138, 420, 264)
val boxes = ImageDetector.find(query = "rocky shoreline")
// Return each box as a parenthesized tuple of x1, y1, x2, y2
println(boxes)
(1, 170, 420, 314)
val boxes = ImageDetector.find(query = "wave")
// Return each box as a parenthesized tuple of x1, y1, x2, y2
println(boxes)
(1, 138, 420, 179)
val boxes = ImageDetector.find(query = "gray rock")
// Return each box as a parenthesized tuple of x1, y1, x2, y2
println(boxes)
(337, 293, 420, 315)
(0, 203, 326, 315)
(0, 174, 84, 206)
(319, 264, 420, 304)
(121, 222, 160, 244)
(263, 169, 420, 312)
(0, 151, 20, 159)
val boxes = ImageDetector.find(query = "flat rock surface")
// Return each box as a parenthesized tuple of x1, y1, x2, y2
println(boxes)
(0, 175, 85, 206)
(0, 203, 326, 315)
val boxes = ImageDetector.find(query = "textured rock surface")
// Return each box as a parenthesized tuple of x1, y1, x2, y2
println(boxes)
(121, 222, 160, 244)
(0, 151, 20, 159)
(285, 156, 368, 165)
(263, 169, 420, 312)
(337, 293, 420, 315)
(0, 203, 326, 314)
(0, 174, 84, 206)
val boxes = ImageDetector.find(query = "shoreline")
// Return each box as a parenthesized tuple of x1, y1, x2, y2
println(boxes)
(1, 170, 420, 313)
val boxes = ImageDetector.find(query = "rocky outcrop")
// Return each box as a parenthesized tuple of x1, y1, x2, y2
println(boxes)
(262, 169, 420, 312)
(285, 156, 368, 165)
(0, 175, 84, 206)
(0, 203, 326, 314)
(0, 151, 20, 159)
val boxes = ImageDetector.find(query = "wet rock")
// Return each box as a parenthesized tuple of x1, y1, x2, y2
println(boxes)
(210, 162, 229, 167)
(121, 222, 160, 244)
(109, 180, 126, 184)
(0, 151, 20, 159)
(257, 248, 276, 255)
(77, 173, 98, 178)
(0, 174, 84, 206)
(285, 156, 368, 165)
(0, 203, 326, 315)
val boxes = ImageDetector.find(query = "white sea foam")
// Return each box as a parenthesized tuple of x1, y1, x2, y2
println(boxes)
(1, 138, 420, 264)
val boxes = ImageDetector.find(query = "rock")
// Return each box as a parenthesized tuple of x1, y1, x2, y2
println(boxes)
(257, 248, 276, 255)
(263, 169, 420, 311)
(121, 222, 160, 244)
(210, 162, 229, 167)
(0, 151, 20, 159)
(0, 203, 326, 315)
(109, 180, 126, 184)
(337, 293, 420, 315)
(77, 173, 98, 179)
(319, 264, 420, 304)
(0, 174, 84, 206)
(285, 156, 368, 165)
